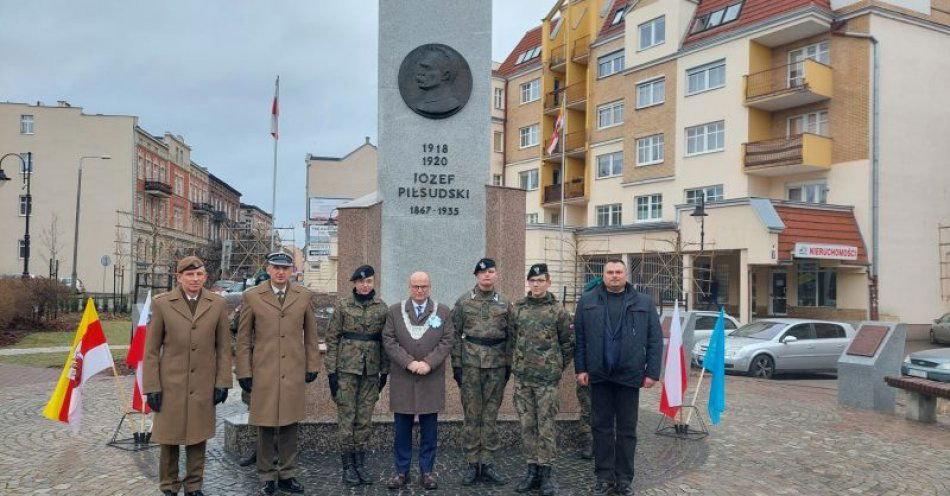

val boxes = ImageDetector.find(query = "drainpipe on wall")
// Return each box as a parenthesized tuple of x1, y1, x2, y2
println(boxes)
(833, 29, 879, 320)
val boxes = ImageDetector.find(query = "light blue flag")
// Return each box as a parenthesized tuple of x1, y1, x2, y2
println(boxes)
(702, 307, 726, 424)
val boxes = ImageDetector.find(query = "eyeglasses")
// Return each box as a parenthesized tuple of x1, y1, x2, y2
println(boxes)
(411, 285, 430, 290)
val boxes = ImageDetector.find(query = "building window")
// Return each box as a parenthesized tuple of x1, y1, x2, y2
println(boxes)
(20, 115, 33, 134)
(797, 262, 836, 307)
(638, 16, 665, 50)
(635, 194, 662, 222)
(19, 195, 31, 216)
(636, 77, 665, 108)
(492, 174, 502, 186)
(493, 131, 504, 153)
(526, 213, 539, 224)
(686, 60, 726, 95)
(18, 239, 27, 259)
(174, 207, 183, 230)
(686, 121, 725, 156)
(596, 204, 622, 227)
(515, 46, 541, 65)
(549, 212, 560, 225)
(789, 41, 830, 66)
(788, 110, 828, 137)
(691, 2, 744, 34)
(787, 181, 827, 204)
(636, 134, 664, 166)
(519, 124, 539, 148)
(18, 153, 33, 174)
(611, 7, 626, 25)
(521, 78, 541, 103)
(596, 100, 624, 129)
(494, 87, 505, 109)
(597, 50, 625, 78)
(596, 151, 623, 178)
(519, 169, 539, 190)
(685, 185, 724, 204)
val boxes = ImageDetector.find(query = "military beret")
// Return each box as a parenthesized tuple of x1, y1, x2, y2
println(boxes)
(176, 256, 204, 273)
(266, 252, 294, 267)
(473, 257, 496, 275)
(527, 263, 549, 279)
(350, 265, 375, 282)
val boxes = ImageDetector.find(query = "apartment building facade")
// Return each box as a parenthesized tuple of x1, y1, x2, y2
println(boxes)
(500, 0, 950, 328)
(0, 101, 245, 294)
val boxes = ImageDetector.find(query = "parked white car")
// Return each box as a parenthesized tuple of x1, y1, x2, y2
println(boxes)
(692, 318, 856, 379)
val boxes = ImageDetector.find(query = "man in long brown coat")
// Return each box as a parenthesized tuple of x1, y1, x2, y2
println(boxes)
(143, 256, 232, 496)
(236, 252, 320, 496)
(381, 271, 455, 490)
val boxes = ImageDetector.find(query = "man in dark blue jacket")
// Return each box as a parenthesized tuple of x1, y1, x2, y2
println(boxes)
(574, 259, 662, 496)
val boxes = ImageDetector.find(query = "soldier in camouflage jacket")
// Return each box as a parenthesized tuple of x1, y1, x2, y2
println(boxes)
(450, 258, 513, 486)
(511, 263, 574, 496)
(325, 265, 388, 486)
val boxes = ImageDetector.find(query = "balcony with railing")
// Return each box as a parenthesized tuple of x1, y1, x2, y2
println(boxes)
(144, 180, 172, 197)
(549, 44, 566, 71)
(572, 35, 590, 63)
(565, 82, 587, 108)
(212, 210, 228, 223)
(543, 178, 585, 204)
(544, 89, 563, 114)
(743, 133, 832, 176)
(744, 59, 832, 111)
(192, 202, 214, 215)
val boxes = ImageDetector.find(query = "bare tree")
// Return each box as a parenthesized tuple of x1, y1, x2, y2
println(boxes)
(39, 214, 65, 278)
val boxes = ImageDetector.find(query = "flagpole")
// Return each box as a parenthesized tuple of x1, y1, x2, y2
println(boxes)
(558, 90, 566, 296)
(270, 75, 279, 252)
(684, 367, 707, 425)
(110, 363, 131, 415)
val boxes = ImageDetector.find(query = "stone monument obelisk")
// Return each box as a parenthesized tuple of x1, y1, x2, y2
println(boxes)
(378, 0, 491, 303)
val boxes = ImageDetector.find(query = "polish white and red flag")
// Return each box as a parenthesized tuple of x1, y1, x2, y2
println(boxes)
(126, 291, 152, 413)
(270, 76, 280, 140)
(546, 108, 564, 155)
(659, 301, 687, 417)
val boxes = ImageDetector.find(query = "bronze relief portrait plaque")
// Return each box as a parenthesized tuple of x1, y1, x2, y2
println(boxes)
(398, 43, 472, 120)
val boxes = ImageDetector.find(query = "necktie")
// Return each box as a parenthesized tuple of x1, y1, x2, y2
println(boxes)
(416, 304, 424, 318)
(278, 291, 286, 306)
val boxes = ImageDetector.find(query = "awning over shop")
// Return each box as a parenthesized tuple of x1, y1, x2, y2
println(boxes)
(774, 205, 868, 265)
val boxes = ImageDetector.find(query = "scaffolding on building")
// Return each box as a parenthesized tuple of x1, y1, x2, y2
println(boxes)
(631, 234, 719, 315)
(939, 224, 950, 302)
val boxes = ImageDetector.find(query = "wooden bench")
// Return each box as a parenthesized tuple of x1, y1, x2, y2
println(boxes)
(884, 376, 950, 423)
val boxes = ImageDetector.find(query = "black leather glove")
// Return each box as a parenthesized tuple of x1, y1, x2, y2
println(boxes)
(213, 387, 228, 405)
(504, 366, 511, 383)
(305, 371, 319, 383)
(453, 367, 463, 387)
(328, 372, 339, 398)
(378, 373, 388, 391)
(146, 392, 162, 412)
(238, 377, 252, 393)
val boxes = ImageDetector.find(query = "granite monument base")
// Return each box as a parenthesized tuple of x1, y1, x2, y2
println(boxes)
(837, 322, 907, 412)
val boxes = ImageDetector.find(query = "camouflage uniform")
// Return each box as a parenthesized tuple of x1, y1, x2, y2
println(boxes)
(511, 292, 574, 465)
(575, 383, 591, 445)
(451, 286, 512, 464)
(325, 292, 389, 452)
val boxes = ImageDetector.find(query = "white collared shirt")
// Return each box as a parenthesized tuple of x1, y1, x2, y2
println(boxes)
(271, 283, 288, 297)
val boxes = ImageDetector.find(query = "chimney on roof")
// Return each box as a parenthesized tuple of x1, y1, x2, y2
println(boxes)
(365, 136, 371, 145)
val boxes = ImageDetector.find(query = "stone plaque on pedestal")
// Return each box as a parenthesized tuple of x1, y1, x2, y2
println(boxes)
(837, 322, 906, 412)
(378, 0, 491, 303)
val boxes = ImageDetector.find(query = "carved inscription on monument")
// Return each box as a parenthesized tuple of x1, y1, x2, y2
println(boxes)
(398, 44, 472, 119)
(846, 325, 889, 357)
(397, 143, 470, 216)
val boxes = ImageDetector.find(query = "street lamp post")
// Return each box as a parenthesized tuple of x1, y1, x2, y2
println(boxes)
(70, 155, 111, 292)
(0, 152, 31, 278)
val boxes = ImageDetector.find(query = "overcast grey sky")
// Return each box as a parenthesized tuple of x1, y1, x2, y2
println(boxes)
(0, 0, 550, 246)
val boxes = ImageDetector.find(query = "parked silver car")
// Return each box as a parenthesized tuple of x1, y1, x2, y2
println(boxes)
(902, 347, 950, 383)
(692, 318, 856, 379)
(930, 312, 950, 345)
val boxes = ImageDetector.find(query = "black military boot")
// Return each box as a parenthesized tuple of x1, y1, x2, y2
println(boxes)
(480, 463, 507, 485)
(514, 463, 539, 493)
(354, 451, 373, 485)
(539, 465, 558, 496)
(341, 452, 360, 486)
(461, 463, 480, 485)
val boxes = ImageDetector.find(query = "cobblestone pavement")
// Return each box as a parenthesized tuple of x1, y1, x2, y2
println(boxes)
(0, 364, 947, 495)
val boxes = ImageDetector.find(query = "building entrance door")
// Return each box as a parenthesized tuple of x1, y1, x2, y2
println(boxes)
(770, 270, 787, 316)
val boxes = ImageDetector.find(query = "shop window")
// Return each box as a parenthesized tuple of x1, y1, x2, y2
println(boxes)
(797, 262, 836, 307)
